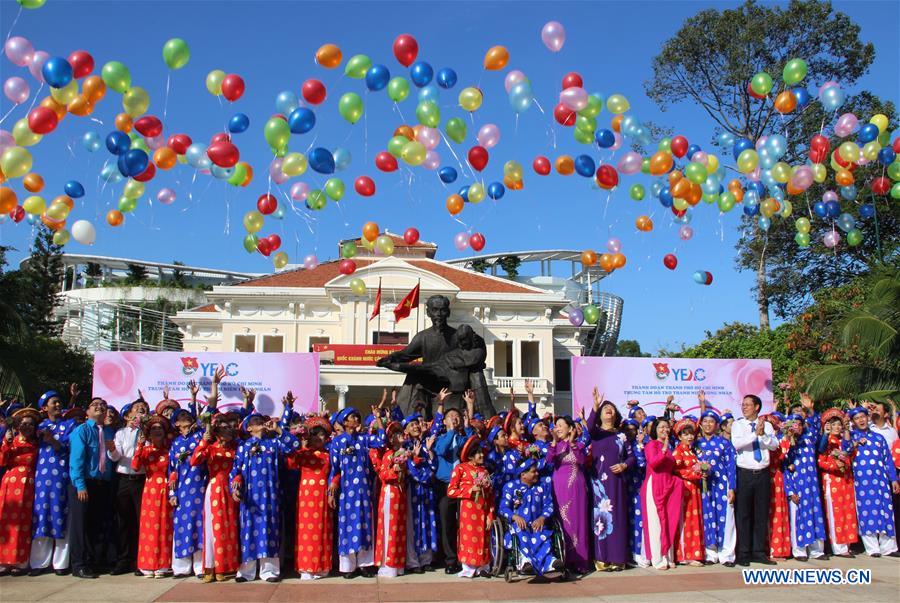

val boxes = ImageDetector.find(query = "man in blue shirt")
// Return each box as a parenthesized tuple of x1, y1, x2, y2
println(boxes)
(68, 398, 115, 579)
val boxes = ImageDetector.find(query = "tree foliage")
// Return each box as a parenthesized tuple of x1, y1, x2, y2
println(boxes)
(616, 339, 650, 357)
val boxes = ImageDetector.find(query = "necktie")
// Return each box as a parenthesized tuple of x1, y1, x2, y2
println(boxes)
(97, 424, 107, 473)
(750, 422, 762, 462)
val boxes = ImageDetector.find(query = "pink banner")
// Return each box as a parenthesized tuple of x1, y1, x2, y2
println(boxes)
(92, 352, 320, 415)
(571, 357, 774, 418)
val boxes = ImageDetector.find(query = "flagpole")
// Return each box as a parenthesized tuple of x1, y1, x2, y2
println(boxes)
(376, 277, 382, 343)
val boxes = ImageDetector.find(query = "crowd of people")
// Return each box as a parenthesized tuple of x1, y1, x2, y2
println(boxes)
(0, 372, 898, 583)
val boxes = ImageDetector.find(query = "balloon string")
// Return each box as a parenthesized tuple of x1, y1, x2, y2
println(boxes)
(0, 105, 16, 126)
(439, 132, 473, 180)
(25, 82, 43, 113)
(5, 6, 22, 41)
(163, 73, 171, 121)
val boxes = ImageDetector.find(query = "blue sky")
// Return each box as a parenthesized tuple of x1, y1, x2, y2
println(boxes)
(1, 1, 897, 353)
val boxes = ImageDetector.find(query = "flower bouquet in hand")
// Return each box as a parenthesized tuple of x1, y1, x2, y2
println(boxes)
(177, 449, 191, 463)
(524, 444, 542, 460)
(472, 470, 491, 503)
(198, 412, 213, 428)
(694, 461, 711, 493)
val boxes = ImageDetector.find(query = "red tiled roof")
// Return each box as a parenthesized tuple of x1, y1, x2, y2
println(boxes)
(232, 258, 543, 294)
(191, 303, 217, 312)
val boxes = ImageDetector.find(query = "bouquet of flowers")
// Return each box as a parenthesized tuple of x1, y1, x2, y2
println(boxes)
(830, 447, 850, 471)
(472, 470, 491, 503)
(250, 442, 263, 457)
(198, 412, 213, 428)
(177, 448, 191, 463)
(392, 448, 411, 465)
(696, 461, 711, 493)
(524, 444, 541, 459)
(291, 424, 308, 439)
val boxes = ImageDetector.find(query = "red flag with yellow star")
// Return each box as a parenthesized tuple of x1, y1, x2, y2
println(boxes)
(393, 282, 420, 321)
(369, 278, 382, 321)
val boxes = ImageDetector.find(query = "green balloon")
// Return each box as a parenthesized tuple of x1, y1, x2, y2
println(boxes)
(641, 158, 651, 174)
(575, 114, 596, 133)
(118, 196, 137, 213)
(123, 179, 144, 200)
(101, 61, 131, 94)
(573, 127, 593, 144)
(162, 38, 190, 70)
(18, 0, 47, 8)
(892, 182, 900, 199)
(338, 92, 364, 124)
(782, 58, 807, 85)
(12, 118, 41, 146)
(444, 117, 467, 144)
(307, 189, 327, 210)
(717, 192, 736, 212)
(401, 141, 426, 166)
(583, 305, 600, 325)
(629, 184, 645, 200)
(387, 77, 410, 102)
(877, 131, 891, 147)
(52, 229, 70, 246)
(794, 232, 811, 247)
(657, 137, 671, 152)
(344, 54, 372, 79)
(228, 163, 248, 186)
(243, 210, 264, 233)
(243, 234, 259, 253)
(416, 100, 440, 128)
(388, 135, 408, 158)
(264, 117, 290, 152)
(130, 138, 149, 154)
(341, 241, 358, 259)
(0, 146, 32, 178)
(846, 228, 863, 247)
(795, 217, 811, 234)
(324, 178, 345, 201)
(684, 161, 708, 184)
(887, 161, 900, 181)
(750, 71, 773, 96)
(577, 95, 603, 118)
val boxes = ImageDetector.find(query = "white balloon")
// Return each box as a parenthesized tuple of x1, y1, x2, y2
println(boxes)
(71, 220, 96, 245)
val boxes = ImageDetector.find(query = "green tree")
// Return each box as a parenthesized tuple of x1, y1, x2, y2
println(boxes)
(499, 255, 522, 279)
(125, 263, 149, 285)
(616, 339, 650, 357)
(470, 259, 489, 274)
(85, 261, 103, 287)
(17, 226, 63, 337)
(171, 260, 188, 287)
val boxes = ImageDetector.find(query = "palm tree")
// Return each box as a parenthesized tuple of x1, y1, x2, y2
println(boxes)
(806, 276, 900, 402)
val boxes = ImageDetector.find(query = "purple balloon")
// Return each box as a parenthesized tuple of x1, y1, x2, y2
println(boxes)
(157, 188, 176, 205)
(454, 231, 469, 251)
(504, 70, 526, 94)
(303, 254, 319, 270)
(28, 50, 49, 82)
(541, 21, 566, 52)
(3, 77, 29, 104)
(4, 36, 34, 67)
(822, 190, 838, 203)
(422, 150, 440, 170)
(417, 126, 440, 150)
(568, 308, 584, 326)
(559, 87, 588, 111)
(269, 157, 289, 184)
(679, 225, 694, 241)
(823, 231, 840, 248)
(476, 123, 501, 149)
(289, 181, 309, 201)
(606, 237, 621, 253)
(617, 151, 642, 175)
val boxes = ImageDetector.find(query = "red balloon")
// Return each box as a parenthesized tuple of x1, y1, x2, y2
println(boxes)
(256, 238, 272, 257)
(832, 149, 855, 170)
(393, 34, 419, 67)
(892, 137, 900, 154)
(561, 72, 583, 90)
(871, 176, 891, 196)
(553, 103, 576, 127)
(670, 135, 689, 159)
(469, 232, 486, 252)
(27, 106, 58, 134)
(533, 156, 551, 175)
(67, 50, 94, 79)
(663, 254, 678, 270)
(467, 146, 489, 172)
(595, 165, 619, 189)
(221, 74, 245, 102)
(207, 141, 240, 168)
(375, 151, 398, 172)
(210, 131, 231, 144)
(671, 206, 687, 218)
(167, 133, 192, 155)
(134, 115, 162, 138)
(257, 193, 277, 215)
(302, 79, 326, 105)
(809, 134, 829, 164)
(339, 259, 357, 275)
(354, 176, 376, 196)
(9, 205, 25, 223)
(403, 227, 420, 245)
(132, 161, 156, 182)
(266, 234, 281, 251)
(746, 82, 766, 100)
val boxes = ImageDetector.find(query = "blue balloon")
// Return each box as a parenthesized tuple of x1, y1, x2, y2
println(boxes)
(758, 216, 771, 231)
(409, 61, 433, 87)
(825, 200, 841, 218)
(595, 129, 615, 148)
(417, 84, 439, 103)
(436, 67, 457, 89)
(457, 185, 470, 203)
(743, 203, 759, 217)
(487, 181, 505, 200)
(716, 132, 735, 147)
(210, 165, 234, 180)
(659, 187, 673, 208)
(64, 180, 85, 198)
(100, 162, 123, 183)
(82, 131, 101, 153)
(288, 107, 316, 134)
(839, 185, 857, 201)
(859, 204, 875, 219)
(813, 201, 828, 218)
(686, 144, 702, 160)
(732, 137, 753, 160)
(878, 147, 896, 166)
(308, 147, 335, 174)
(275, 90, 299, 116)
(228, 113, 250, 134)
(106, 131, 131, 155)
(508, 81, 533, 114)
(574, 154, 596, 177)
(365, 64, 390, 91)
(438, 166, 458, 184)
(792, 87, 811, 108)
(820, 86, 845, 111)
(122, 149, 149, 177)
(748, 181, 766, 197)
(857, 123, 878, 144)
(41, 56, 73, 89)
(333, 147, 351, 171)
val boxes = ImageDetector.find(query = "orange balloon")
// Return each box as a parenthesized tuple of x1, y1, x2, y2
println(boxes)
(503, 176, 523, 190)
(581, 250, 597, 266)
(835, 169, 854, 186)
(483, 46, 509, 71)
(362, 221, 379, 242)
(0, 187, 17, 213)
(648, 151, 673, 176)
(41, 214, 65, 231)
(635, 215, 653, 232)
(82, 75, 106, 103)
(611, 115, 623, 133)
(154, 146, 177, 170)
(685, 182, 702, 206)
(23, 172, 44, 193)
(67, 95, 93, 117)
(0, 165, 5, 184)
(555, 155, 574, 175)
(240, 163, 253, 187)
(773, 90, 797, 114)
(115, 113, 133, 133)
(612, 253, 626, 269)
(53, 195, 74, 210)
(731, 187, 744, 202)
(786, 181, 803, 196)
(667, 170, 683, 189)
(446, 194, 464, 215)
(671, 177, 691, 199)
(395, 125, 415, 140)
(106, 209, 124, 227)
(316, 44, 342, 69)
(599, 253, 615, 272)
(40, 96, 67, 121)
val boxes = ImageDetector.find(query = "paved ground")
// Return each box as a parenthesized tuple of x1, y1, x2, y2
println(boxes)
(1, 555, 898, 602)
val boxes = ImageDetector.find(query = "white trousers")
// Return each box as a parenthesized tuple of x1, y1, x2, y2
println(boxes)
(860, 533, 898, 556)
(300, 571, 328, 580)
(29, 535, 70, 571)
(458, 562, 488, 578)
(339, 547, 374, 573)
(237, 557, 280, 581)
(645, 475, 674, 569)
(172, 548, 203, 576)
(788, 501, 825, 559)
(704, 502, 737, 563)
(822, 480, 849, 556)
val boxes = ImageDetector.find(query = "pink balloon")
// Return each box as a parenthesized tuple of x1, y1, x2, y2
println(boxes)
(559, 87, 588, 111)
(822, 190, 838, 203)
(289, 181, 309, 201)
(4, 37, 34, 67)
(3, 77, 29, 104)
(422, 150, 440, 170)
(823, 231, 840, 248)
(28, 51, 49, 82)
(417, 126, 440, 150)
(269, 157, 289, 184)
(540, 21, 566, 52)
(747, 167, 761, 182)
(679, 225, 694, 241)
(156, 188, 176, 205)
(145, 134, 166, 151)
(303, 254, 319, 270)
(0, 130, 15, 153)
(610, 131, 623, 151)
(606, 237, 621, 253)
(617, 151, 642, 175)
(504, 70, 526, 94)
(691, 150, 707, 165)
(476, 123, 500, 149)
(833, 112, 858, 138)
(454, 232, 469, 251)
(755, 135, 768, 151)
(790, 165, 813, 191)
(818, 81, 839, 96)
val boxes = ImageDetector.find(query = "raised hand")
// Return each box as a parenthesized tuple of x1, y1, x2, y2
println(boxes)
(283, 390, 296, 407)
(213, 364, 226, 384)
(524, 379, 534, 395)
(163, 385, 170, 400)
(437, 388, 451, 403)
(187, 379, 199, 399)
(592, 387, 603, 412)
(425, 434, 436, 450)
(69, 382, 81, 403)
(697, 390, 706, 404)
(137, 389, 146, 402)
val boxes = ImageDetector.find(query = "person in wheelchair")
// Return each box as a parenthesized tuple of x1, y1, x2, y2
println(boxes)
(498, 459, 564, 579)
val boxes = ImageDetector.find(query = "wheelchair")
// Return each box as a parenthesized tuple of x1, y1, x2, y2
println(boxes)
(489, 515, 568, 582)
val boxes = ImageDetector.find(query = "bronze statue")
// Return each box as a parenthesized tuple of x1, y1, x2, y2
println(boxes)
(376, 294, 495, 418)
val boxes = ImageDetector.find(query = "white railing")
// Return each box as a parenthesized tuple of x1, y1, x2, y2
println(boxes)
(491, 376, 553, 395)
(56, 298, 184, 352)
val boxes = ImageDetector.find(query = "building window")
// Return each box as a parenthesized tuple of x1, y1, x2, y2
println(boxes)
(373, 331, 408, 345)
(494, 341, 512, 377)
(262, 334, 284, 353)
(234, 334, 255, 353)
(520, 341, 540, 377)
(554, 358, 572, 391)
(308, 336, 329, 352)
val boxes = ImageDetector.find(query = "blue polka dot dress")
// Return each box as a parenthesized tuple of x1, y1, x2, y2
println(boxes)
(850, 429, 897, 537)
(32, 418, 76, 540)
(694, 434, 736, 550)
(406, 450, 439, 557)
(328, 431, 383, 556)
(784, 429, 826, 547)
(499, 479, 557, 575)
(169, 430, 206, 559)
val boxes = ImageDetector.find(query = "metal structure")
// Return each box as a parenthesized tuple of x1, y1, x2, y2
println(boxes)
(56, 297, 184, 352)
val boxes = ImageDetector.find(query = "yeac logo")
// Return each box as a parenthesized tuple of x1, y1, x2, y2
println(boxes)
(180, 357, 239, 378)
(652, 362, 706, 382)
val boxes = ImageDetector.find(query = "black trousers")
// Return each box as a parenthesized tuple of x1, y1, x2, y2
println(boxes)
(68, 480, 113, 572)
(435, 480, 459, 566)
(736, 467, 771, 561)
(115, 474, 145, 568)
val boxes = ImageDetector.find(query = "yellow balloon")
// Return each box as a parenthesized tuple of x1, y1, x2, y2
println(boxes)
(672, 197, 689, 211)
(838, 141, 859, 163)
(706, 154, 719, 173)
(23, 195, 46, 214)
(0, 146, 33, 178)
(735, 149, 758, 174)
(458, 87, 483, 112)
(770, 161, 791, 183)
(780, 200, 793, 218)
(52, 229, 70, 246)
(273, 251, 289, 270)
(503, 160, 523, 181)
(122, 86, 150, 117)
(46, 201, 70, 221)
(869, 113, 888, 133)
(243, 210, 264, 233)
(606, 94, 630, 114)
(123, 179, 144, 200)
(281, 152, 308, 177)
(468, 182, 485, 203)
(12, 118, 42, 146)
(811, 163, 827, 183)
(206, 70, 226, 96)
(862, 141, 881, 161)
(50, 79, 79, 105)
